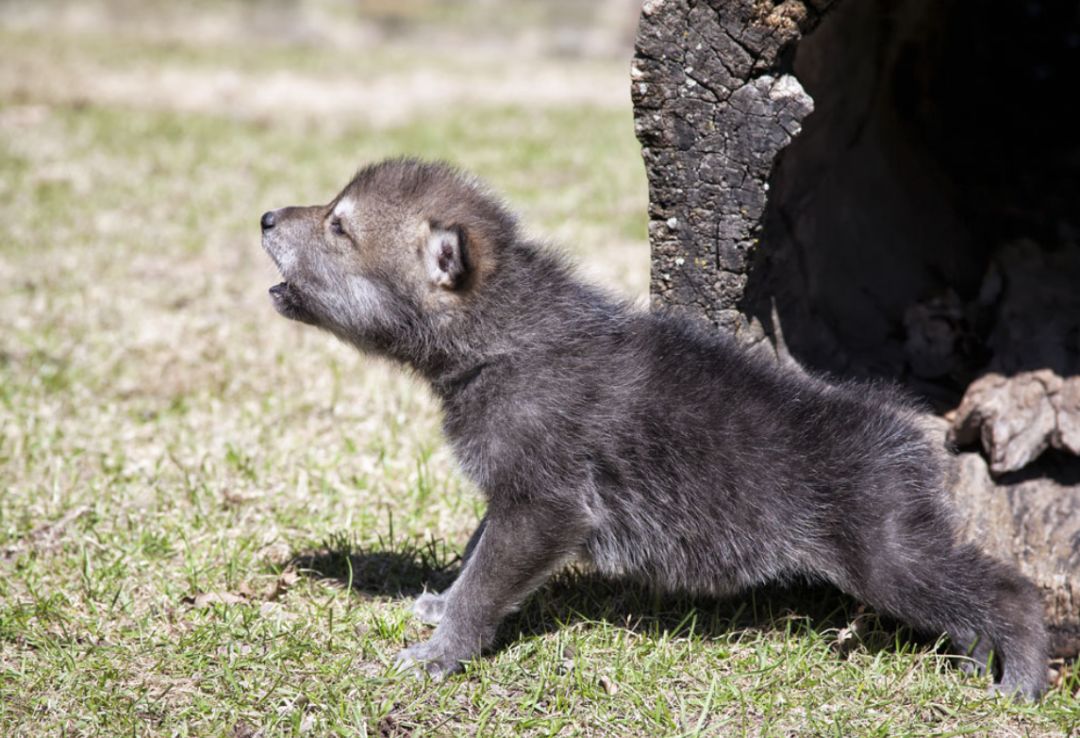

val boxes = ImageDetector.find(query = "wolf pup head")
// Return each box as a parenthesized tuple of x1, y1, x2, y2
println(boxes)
(260, 158, 514, 359)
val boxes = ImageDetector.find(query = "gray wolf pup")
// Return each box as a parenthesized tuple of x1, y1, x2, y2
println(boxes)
(260, 158, 1048, 699)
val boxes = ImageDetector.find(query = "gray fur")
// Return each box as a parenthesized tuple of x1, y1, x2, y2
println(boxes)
(260, 158, 1048, 699)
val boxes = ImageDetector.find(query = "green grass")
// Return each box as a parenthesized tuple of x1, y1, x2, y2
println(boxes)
(0, 4, 1077, 736)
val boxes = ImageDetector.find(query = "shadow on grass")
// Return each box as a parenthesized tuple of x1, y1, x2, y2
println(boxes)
(287, 531, 460, 599)
(287, 532, 930, 658)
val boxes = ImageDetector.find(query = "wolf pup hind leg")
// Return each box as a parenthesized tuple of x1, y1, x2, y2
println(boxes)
(260, 157, 1048, 698)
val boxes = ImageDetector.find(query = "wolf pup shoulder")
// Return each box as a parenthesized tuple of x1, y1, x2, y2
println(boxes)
(260, 158, 1048, 699)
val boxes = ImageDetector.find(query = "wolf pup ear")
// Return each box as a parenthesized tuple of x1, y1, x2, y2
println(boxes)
(424, 221, 468, 290)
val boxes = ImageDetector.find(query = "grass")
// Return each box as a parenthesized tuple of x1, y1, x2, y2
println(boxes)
(0, 2, 1078, 736)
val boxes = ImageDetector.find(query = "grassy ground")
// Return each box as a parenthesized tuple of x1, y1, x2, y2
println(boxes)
(0, 2, 1077, 736)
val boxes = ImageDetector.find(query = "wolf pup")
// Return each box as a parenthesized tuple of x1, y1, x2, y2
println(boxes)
(260, 158, 1048, 699)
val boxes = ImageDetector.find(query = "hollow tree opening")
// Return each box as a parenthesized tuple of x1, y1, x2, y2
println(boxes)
(633, 0, 1080, 658)
(744, 0, 1080, 410)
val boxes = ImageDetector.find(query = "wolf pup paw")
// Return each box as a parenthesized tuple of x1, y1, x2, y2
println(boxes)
(411, 591, 447, 625)
(393, 639, 464, 680)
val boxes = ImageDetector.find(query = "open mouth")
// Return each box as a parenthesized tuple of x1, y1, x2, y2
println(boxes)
(262, 236, 316, 324)
(267, 279, 317, 325)
(268, 279, 299, 315)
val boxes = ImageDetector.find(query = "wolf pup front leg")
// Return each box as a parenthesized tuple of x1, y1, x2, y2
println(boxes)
(410, 515, 488, 627)
(397, 504, 588, 677)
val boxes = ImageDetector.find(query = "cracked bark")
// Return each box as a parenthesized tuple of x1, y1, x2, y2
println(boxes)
(634, 0, 823, 342)
(633, 0, 1080, 657)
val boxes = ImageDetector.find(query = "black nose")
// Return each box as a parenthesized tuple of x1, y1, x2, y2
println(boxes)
(261, 211, 276, 230)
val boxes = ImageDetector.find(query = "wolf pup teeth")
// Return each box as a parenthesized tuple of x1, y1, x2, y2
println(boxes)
(260, 158, 1048, 699)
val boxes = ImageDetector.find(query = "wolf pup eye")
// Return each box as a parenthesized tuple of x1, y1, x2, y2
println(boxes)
(330, 217, 345, 236)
